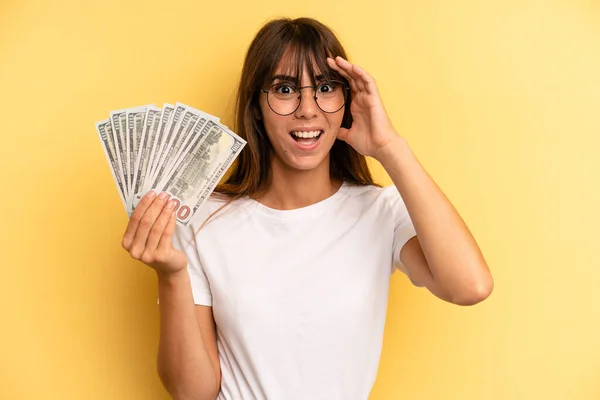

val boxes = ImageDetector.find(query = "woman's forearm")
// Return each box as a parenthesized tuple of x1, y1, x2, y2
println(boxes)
(156, 270, 219, 400)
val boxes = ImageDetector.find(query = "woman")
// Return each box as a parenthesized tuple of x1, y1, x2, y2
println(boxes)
(121, 17, 493, 400)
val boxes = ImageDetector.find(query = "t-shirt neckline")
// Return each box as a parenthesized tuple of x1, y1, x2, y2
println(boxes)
(247, 181, 350, 222)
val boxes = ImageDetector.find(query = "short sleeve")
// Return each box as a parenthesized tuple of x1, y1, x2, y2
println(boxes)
(381, 185, 417, 275)
(168, 223, 213, 306)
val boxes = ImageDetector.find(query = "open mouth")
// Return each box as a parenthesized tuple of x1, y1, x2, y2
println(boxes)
(290, 130, 324, 145)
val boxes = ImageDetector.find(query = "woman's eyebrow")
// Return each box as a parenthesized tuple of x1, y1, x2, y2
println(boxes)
(271, 74, 330, 84)
(272, 74, 298, 83)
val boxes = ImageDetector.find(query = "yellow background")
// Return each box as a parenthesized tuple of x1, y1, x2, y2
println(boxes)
(1, 0, 599, 399)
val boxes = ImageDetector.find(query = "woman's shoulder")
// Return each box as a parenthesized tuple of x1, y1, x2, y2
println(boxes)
(343, 182, 399, 200)
(342, 182, 407, 211)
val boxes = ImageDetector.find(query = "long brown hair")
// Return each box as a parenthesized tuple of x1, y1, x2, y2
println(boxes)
(201, 17, 378, 228)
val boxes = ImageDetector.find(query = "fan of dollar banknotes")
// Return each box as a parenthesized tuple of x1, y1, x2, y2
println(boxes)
(95, 102, 246, 227)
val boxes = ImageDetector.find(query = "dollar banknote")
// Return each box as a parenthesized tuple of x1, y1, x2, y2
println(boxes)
(146, 103, 175, 184)
(127, 107, 147, 184)
(128, 105, 161, 214)
(95, 119, 127, 208)
(109, 110, 129, 199)
(150, 103, 217, 188)
(155, 120, 246, 226)
(95, 102, 246, 226)
(149, 102, 182, 185)
(145, 104, 219, 191)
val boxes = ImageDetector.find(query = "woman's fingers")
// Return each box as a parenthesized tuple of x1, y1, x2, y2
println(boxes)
(328, 56, 376, 94)
(157, 209, 178, 255)
(144, 199, 177, 253)
(152, 211, 188, 272)
(128, 191, 172, 259)
(334, 56, 365, 90)
(329, 57, 360, 81)
(351, 64, 377, 94)
(122, 190, 157, 250)
(327, 57, 360, 93)
(121, 191, 186, 274)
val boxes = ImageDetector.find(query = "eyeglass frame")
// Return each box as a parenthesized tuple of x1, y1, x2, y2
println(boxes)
(260, 80, 351, 116)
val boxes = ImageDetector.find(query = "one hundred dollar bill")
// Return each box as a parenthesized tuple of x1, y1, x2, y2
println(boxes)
(180, 126, 246, 225)
(136, 112, 211, 203)
(128, 105, 161, 215)
(148, 103, 185, 185)
(146, 103, 219, 191)
(95, 119, 127, 208)
(145, 103, 175, 183)
(109, 110, 129, 200)
(154, 120, 246, 226)
(126, 106, 147, 205)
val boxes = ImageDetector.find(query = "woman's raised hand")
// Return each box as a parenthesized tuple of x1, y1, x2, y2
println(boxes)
(122, 190, 187, 276)
(326, 56, 400, 160)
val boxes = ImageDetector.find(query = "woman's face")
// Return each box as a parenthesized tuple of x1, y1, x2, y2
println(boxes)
(258, 56, 345, 173)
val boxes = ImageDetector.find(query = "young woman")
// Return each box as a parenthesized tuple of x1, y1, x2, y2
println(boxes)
(121, 17, 493, 400)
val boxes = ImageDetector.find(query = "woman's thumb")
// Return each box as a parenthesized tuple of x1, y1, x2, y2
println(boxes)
(337, 127, 349, 142)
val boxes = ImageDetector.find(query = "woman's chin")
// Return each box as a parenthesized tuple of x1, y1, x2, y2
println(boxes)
(275, 153, 330, 173)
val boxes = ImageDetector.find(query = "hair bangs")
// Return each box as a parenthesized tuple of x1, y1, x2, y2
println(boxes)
(266, 25, 345, 88)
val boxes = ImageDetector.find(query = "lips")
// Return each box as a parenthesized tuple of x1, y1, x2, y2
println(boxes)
(289, 129, 324, 151)
(289, 126, 324, 140)
(290, 130, 323, 139)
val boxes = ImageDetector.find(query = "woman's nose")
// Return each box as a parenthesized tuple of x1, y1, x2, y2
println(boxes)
(294, 91, 319, 119)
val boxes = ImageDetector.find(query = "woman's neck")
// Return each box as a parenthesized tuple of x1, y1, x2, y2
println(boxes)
(256, 156, 342, 210)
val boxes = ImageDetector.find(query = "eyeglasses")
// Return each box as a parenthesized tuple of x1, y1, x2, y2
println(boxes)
(260, 80, 350, 116)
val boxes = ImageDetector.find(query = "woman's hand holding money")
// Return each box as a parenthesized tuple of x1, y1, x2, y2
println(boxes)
(122, 190, 187, 276)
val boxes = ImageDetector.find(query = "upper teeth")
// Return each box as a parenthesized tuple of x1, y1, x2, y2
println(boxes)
(292, 130, 322, 138)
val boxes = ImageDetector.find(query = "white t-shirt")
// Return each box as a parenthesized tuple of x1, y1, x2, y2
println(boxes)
(172, 182, 417, 400)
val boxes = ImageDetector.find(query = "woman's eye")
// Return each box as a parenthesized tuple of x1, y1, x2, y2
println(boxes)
(317, 83, 334, 93)
(275, 84, 296, 94)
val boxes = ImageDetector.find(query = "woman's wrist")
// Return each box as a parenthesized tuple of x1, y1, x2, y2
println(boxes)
(156, 268, 189, 285)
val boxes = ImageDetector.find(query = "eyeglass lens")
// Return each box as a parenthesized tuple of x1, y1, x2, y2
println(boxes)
(266, 81, 347, 115)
